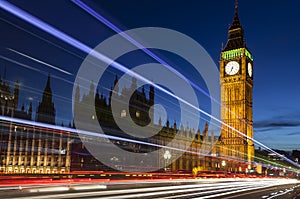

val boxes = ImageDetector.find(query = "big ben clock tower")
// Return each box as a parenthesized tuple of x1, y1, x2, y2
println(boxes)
(220, 1, 254, 168)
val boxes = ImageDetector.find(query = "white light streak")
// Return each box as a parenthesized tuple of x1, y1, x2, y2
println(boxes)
(0, 54, 41, 72)
(71, 184, 107, 191)
(12, 179, 299, 199)
(7, 48, 72, 75)
(29, 186, 69, 193)
(0, 0, 298, 168)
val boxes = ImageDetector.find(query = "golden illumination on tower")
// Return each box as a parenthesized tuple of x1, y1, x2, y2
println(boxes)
(219, 0, 254, 170)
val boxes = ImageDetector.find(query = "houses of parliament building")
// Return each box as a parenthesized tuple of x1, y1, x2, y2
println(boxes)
(0, 2, 254, 174)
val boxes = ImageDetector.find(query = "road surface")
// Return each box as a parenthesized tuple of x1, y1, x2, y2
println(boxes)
(0, 178, 299, 199)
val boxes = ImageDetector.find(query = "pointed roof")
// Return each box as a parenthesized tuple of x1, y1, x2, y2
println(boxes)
(42, 73, 53, 103)
(114, 74, 118, 86)
(223, 0, 246, 51)
(229, 0, 241, 30)
(205, 122, 208, 131)
(44, 73, 52, 94)
(36, 73, 55, 124)
(41, 73, 53, 104)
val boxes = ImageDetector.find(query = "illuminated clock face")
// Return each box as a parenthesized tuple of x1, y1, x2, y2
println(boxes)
(248, 62, 253, 77)
(225, 61, 240, 75)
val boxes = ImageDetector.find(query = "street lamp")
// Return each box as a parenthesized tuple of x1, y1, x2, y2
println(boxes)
(221, 160, 226, 167)
(163, 150, 171, 171)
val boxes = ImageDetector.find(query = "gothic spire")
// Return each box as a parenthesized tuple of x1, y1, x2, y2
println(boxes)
(45, 73, 52, 93)
(36, 73, 56, 124)
(28, 102, 32, 120)
(14, 80, 19, 110)
(230, 0, 241, 30)
(223, 0, 246, 51)
(42, 73, 53, 104)
(114, 74, 118, 86)
(114, 74, 119, 94)
(205, 122, 208, 132)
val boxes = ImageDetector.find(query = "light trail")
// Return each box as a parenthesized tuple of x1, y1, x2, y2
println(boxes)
(70, 0, 269, 163)
(70, 1, 296, 173)
(2, 114, 298, 174)
(0, 54, 41, 73)
(0, 117, 250, 173)
(80, 186, 255, 199)
(28, 181, 252, 195)
(0, 16, 120, 88)
(0, 16, 86, 65)
(0, 0, 299, 168)
(0, 4, 296, 184)
(7, 48, 72, 75)
(0, 115, 240, 164)
(71, 0, 214, 104)
(7, 179, 299, 199)
(0, 0, 238, 146)
(71, 0, 252, 131)
(1, 3, 208, 129)
(70, 1, 300, 167)
(0, 0, 272, 162)
(0, 69, 76, 123)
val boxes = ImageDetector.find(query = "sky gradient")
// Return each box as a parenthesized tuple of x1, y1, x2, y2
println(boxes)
(0, 0, 300, 150)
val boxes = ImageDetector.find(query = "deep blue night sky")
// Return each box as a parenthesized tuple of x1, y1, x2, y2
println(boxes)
(0, 0, 300, 150)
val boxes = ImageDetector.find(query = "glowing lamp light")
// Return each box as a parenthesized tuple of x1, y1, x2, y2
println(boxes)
(1, 0, 300, 170)
(238, 166, 242, 172)
(163, 150, 171, 160)
(221, 160, 226, 167)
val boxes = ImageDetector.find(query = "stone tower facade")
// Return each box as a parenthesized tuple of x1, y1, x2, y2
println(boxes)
(219, 1, 254, 169)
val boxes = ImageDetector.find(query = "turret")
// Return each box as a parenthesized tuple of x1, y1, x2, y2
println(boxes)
(131, 77, 137, 91)
(114, 74, 119, 94)
(13, 81, 19, 110)
(36, 73, 56, 124)
(28, 102, 32, 120)
(149, 85, 154, 106)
